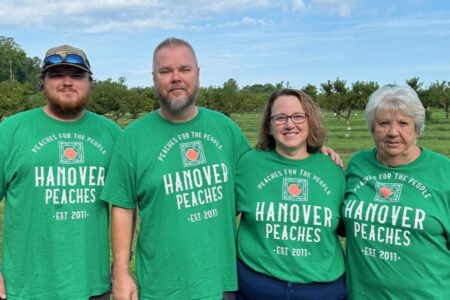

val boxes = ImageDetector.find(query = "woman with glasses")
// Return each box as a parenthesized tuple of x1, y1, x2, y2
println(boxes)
(235, 89, 347, 299)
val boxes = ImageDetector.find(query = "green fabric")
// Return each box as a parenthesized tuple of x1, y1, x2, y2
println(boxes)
(101, 107, 250, 300)
(343, 148, 450, 300)
(236, 150, 346, 283)
(0, 108, 121, 300)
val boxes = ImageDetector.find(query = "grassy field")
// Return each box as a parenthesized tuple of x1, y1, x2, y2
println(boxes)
(233, 109, 450, 166)
(0, 108, 449, 273)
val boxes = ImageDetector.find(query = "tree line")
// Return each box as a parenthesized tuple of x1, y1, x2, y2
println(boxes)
(1, 36, 450, 124)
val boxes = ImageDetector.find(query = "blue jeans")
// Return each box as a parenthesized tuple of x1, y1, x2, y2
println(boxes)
(236, 259, 347, 300)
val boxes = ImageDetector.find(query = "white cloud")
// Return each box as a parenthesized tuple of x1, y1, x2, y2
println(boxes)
(310, 0, 356, 17)
(291, 0, 306, 12)
(0, 0, 354, 32)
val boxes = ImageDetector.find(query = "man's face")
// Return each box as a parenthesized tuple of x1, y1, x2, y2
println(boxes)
(42, 65, 91, 119)
(153, 45, 199, 112)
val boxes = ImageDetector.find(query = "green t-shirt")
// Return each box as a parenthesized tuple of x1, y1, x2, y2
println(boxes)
(236, 150, 346, 283)
(343, 148, 450, 300)
(0, 108, 121, 300)
(101, 107, 250, 300)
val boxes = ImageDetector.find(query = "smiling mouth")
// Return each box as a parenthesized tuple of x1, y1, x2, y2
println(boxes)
(283, 132, 298, 136)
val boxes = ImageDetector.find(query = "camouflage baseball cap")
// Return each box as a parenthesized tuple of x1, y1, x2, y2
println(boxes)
(41, 44, 92, 74)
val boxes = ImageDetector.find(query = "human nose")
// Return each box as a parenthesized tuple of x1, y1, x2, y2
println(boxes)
(62, 75, 73, 85)
(387, 124, 400, 136)
(284, 117, 295, 127)
(170, 70, 181, 82)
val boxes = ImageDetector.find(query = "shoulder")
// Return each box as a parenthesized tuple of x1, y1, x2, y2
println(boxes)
(421, 148, 450, 168)
(120, 111, 156, 135)
(310, 152, 345, 176)
(85, 111, 121, 131)
(348, 148, 374, 166)
(0, 108, 42, 130)
(199, 107, 238, 127)
(240, 149, 266, 161)
(1, 108, 41, 123)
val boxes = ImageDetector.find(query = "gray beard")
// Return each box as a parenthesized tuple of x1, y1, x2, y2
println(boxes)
(156, 87, 198, 112)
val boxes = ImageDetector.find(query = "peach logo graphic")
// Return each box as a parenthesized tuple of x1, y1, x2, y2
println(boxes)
(374, 182, 402, 203)
(288, 184, 302, 196)
(180, 141, 206, 167)
(282, 178, 308, 201)
(64, 147, 78, 160)
(380, 187, 393, 198)
(59, 141, 84, 164)
(185, 148, 199, 161)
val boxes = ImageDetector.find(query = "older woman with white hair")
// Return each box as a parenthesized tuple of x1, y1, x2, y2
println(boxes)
(343, 85, 450, 299)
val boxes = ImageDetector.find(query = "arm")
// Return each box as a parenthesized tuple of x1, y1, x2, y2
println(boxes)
(110, 206, 138, 300)
(0, 272, 6, 300)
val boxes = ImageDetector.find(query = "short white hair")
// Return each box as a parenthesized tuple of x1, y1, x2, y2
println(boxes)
(365, 85, 425, 135)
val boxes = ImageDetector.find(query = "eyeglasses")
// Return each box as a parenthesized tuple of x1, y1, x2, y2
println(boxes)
(270, 113, 308, 125)
(43, 54, 89, 69)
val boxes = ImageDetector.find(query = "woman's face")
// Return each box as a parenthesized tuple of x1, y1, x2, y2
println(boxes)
(373, 109, 419, 165)
(270, 95, 309, 159)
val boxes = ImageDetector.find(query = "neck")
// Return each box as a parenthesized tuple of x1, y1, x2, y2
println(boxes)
(159, 105, 198, 123)
(377, 146, 422, 167)
(43, 104, 85, 121)
(275, 146, 309, 160)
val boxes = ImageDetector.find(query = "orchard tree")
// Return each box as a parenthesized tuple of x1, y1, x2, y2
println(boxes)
(90, 79, 129, 123)
(405, 77, 423, 93)
(127, 87, 155, 119)
(301, 83, 318, 100)
(428, 81, 450, 119)
(198, 79, 242, 116)
(320, 78, 349, 123)
(349, 81, 379, 110)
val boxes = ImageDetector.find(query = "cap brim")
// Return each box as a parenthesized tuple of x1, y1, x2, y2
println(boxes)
(41, 62, 92, 74)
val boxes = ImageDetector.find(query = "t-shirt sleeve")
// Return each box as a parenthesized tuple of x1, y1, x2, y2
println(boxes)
(100, 134, 137, 208)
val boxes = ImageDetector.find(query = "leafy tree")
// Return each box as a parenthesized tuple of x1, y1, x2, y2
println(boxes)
(301, 83, 318, 100)
(198, 79, 242, 116)
(320, 78, 349, 123)
(405, 77, 423, 93)
(89, 79, 129, 123)
(428, 81, 450, 119)
(0, 36, 41, 88)
(349, 81, 379, 110)
(241, 83, 277, 94)
(0, 80, 22, 120)
(127, 87, 155, 119)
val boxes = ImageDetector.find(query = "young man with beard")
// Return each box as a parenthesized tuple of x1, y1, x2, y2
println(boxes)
(101, 37, 250, 300)
(0, 45, 121, 299)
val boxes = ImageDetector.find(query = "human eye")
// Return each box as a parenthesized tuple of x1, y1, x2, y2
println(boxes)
(292, 113, 307, 123)
(158, 68, 171, 75)
(71, 73, 86, 79)
(377, 120, 390, 126)
(180, 66, 192, 72)
(47, 72, 63, 78)
(399, 120, 411, 127)
(272, 115, 286, 124)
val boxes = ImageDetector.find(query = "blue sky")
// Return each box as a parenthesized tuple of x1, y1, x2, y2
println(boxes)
(2, 0, 449, 89)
